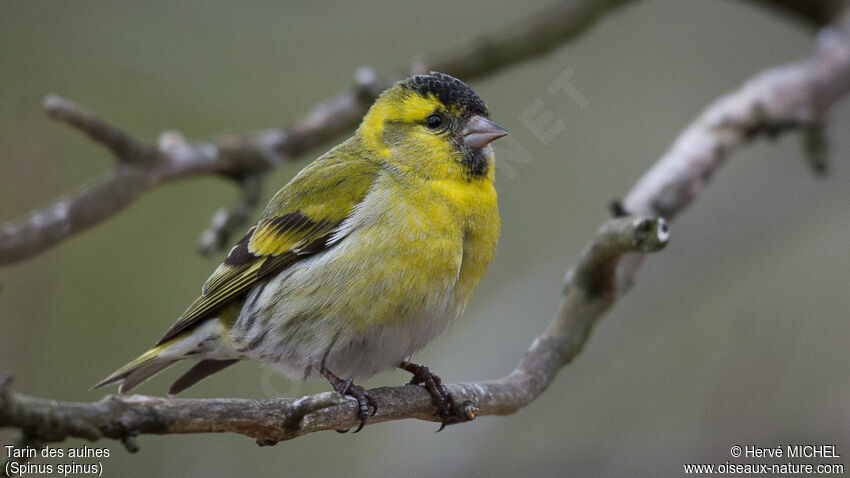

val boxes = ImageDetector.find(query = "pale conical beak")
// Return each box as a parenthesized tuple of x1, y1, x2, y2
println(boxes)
(462, 115, 508, 149)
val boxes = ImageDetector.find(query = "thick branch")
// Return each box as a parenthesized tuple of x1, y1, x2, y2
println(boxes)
(2, 0, 850, 457)
(0, 0, 632, 267)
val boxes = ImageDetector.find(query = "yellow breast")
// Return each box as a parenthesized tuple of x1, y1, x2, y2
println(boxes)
(427, 176, 500, 312)
(283, 166, 498, 336)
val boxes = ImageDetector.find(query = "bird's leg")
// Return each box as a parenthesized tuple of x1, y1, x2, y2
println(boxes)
(400, 361, 457, 431)
(320, 367, 377, 433)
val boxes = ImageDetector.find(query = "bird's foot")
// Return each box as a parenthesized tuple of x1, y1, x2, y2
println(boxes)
(321, 367, 377, 433)
(400, 361, 459, 431)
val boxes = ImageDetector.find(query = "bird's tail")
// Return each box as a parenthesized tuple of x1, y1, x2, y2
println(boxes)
(91, 341, 180, 393)
(91, 318, 239, 395)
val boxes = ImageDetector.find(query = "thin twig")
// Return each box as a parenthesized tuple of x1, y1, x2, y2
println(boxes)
(198, 173, 264, 256)
(43, 95, 155, 164)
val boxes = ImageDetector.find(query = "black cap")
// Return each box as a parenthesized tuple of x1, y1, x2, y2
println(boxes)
(400, 72, 488, 117)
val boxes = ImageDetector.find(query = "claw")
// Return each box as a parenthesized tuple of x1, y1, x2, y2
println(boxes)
(353, 414, 366, 433)
(351, 387, 372, 433)
(400, 361, 460, 430)
(321, 367, 376, 433)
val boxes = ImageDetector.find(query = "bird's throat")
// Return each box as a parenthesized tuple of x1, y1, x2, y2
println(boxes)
(462, 148, 491, 179)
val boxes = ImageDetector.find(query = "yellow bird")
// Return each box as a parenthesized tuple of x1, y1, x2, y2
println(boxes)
(94, 72, 507, 431)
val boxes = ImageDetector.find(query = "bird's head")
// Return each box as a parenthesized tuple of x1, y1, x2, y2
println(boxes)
(357, 72, 507, 180)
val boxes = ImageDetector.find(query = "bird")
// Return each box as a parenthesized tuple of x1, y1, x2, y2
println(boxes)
(93, 71, 507, 431)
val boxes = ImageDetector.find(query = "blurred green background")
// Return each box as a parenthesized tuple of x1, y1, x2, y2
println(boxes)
(2, 1, 848, 476)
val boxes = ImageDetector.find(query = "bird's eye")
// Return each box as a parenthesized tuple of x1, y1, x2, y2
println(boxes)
(426, 114, 443, 129)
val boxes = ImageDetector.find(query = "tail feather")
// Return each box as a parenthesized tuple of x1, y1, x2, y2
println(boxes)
(90, 371, 130, 390)
(168, 359, 239, 396)
(92, 318, 238, 394)
(91, 342, 174, 392)
(118, 360, 180, 393)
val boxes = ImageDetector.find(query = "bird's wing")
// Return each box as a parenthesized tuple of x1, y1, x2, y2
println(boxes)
(155, 150, 380, 345)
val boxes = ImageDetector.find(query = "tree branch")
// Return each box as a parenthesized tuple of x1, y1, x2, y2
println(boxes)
(0, 0, 634, 267)
(744, 0, 850, 27)
(197, 173, 264, 256)
(0, 215, 669, 450)
(615, 7, 850, 290)
(3, 3, 850, 453)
